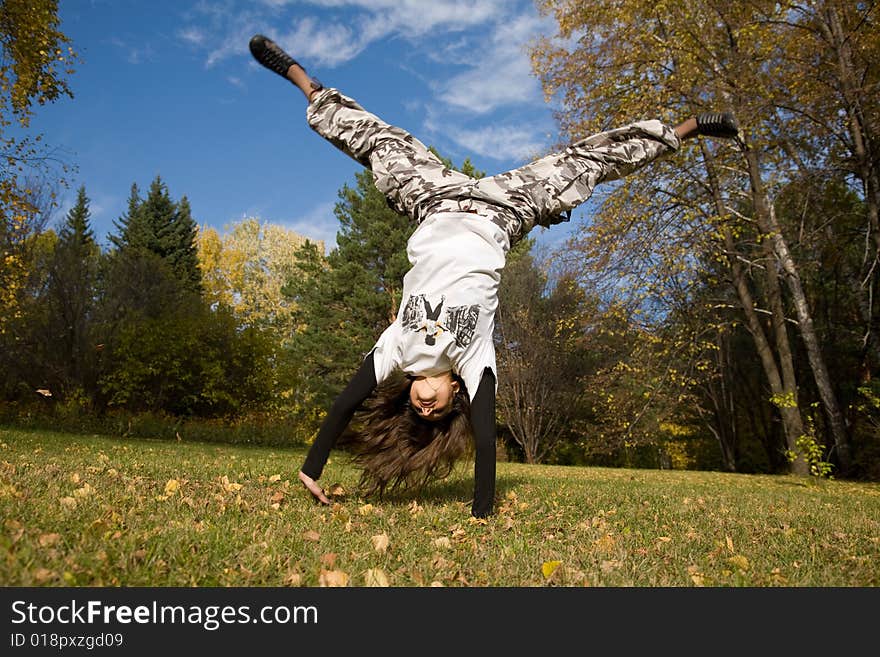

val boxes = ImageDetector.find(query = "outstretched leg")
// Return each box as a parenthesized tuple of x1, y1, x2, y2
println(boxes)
(467, 114, 738, 239)
(472, 120, 679, 234)
(249, 35, 471, 223)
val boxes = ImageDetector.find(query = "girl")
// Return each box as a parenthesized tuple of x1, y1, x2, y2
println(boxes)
(248, 34, 740, 518)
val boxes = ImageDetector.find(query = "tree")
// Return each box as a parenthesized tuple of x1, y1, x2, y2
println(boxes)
(0, 0, 76, 334)
(495, 240, 593, 463)
(110, 177, 202, 293)
(529, 0, 856, 473)
(197, 217, 318, 338)
(43, 185, 100, 398)
(285, 167, 413, 412)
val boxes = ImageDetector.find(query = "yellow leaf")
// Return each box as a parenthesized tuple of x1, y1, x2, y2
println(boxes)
(268, 474, 282, 483)
(433, 537, 452, 549)
(727, 555, 750, 571)
(319, 569, 349, 587)
(326, 483, 346, 497)
(164, 479, 179, 496)
(371, 532, 389, 554)
(358, 503, 374, 516)
(542, 560, 562, 578)
(73, 483, 94, 499)
(364, 568, 389, 587)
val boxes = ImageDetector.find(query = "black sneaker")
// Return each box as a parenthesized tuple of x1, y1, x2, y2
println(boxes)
(696, 112, 740, 139)
(249, 34, 301, 79)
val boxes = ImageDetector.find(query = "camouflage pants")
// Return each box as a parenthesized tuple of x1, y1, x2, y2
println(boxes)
(307, 87, 680, 246)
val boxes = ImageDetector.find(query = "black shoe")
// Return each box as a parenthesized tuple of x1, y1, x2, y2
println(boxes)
(249, 34, 324, 94)
(249, 34, 301, 78)
(696, 112, 739, 139)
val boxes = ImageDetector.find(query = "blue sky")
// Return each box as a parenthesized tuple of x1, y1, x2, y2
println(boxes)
(30, 0, 581, 253)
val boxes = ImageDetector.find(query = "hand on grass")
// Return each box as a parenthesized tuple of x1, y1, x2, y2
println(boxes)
(298, 470, 330, 505)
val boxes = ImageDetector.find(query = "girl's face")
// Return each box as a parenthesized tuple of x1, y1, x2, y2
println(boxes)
(409, 372, 459, 421)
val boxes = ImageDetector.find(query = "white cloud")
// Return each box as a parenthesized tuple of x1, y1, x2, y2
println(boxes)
(192, 0, 516, 70)
(178, 27, 206, 46)
(280, 200, 339, 252)
(108, 37, 155, 65)
(435, 13, 552, 114)
(442, 123, 545, 162)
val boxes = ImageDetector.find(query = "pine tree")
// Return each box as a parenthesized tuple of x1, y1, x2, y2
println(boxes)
(59, 185, 95, 246)
(46, 184, 100, 396)
(108, 177, 201, 292)
(170, 195, 202, 293)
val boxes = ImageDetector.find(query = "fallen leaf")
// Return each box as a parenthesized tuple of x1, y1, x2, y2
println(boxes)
(268, 474, 282, 483)
(270, 491, 285, 505)
(364, 568, 390, 587)
(38, 533, 61, 547)
(727, 555, 750, 571)
(59, 496, 77, 511)
(371, 532, 390, 554)
(283, 572, 302, 586)
(593, 533, 616, 552)
(164, 479, 179, 496)
(33, 568, 56, 583)
(358, 503, 374, 516)
(433, 537, 452, 549)
(320, 553, 337, 568)
(726, 535, 735, 552)
(542, 560, 562, 579)
(221, 476, 242, 493)
(319, 569, 349, 587)
(326, 483, 346, 498)
(73, 483, 95, 499)
(302, 530, 320, 542)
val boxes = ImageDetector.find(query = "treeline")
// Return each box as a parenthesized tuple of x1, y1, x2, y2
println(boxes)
(0, 179, 299, 440)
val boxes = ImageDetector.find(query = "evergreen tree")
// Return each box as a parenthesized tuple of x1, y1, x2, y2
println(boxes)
(170, 195, 202, 293)
(45, 185, 100, 397)
(108, 176, 201, 292)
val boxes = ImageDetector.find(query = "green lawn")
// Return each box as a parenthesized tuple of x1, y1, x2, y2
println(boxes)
(1, 427, 878, 586)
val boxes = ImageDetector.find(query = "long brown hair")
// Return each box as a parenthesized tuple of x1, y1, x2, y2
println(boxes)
(340, 370, 472, 498)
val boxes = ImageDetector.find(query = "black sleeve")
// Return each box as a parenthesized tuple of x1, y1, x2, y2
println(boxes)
(300, 351, 378, 480)
(469, 367, 496, 518)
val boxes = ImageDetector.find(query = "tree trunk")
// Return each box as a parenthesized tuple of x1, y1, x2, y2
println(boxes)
(703, 147, 809, 473)
(743, 145, 852, 472)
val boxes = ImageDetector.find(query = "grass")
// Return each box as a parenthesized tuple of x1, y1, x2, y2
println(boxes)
(1, 426, 878, 587)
